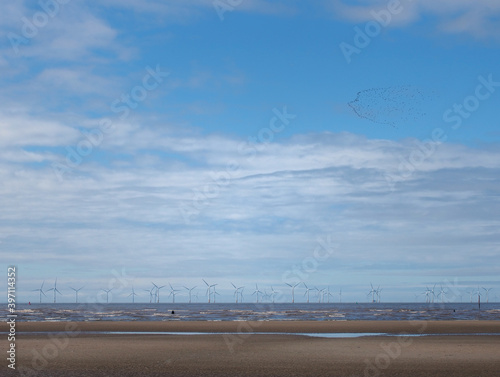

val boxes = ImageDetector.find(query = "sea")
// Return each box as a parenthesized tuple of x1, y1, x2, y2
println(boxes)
(3, 302, 499, 322)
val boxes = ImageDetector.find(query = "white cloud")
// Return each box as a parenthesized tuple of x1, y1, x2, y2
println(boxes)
(1, 2, 132, 62)
(0, 112, 78, 148)
(330, 0, 500, 39)
(35, 67, 116, 95)
(1, 115, 499, 297)
(22, 10, 126, 61)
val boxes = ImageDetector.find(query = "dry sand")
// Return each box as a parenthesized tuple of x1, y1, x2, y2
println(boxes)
(3, 321, 500, 376)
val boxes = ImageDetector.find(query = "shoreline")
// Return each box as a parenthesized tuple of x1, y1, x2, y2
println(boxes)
(6, 319, 500, 334)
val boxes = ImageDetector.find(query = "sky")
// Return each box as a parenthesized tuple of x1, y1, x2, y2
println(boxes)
(1, 0, 499, 304)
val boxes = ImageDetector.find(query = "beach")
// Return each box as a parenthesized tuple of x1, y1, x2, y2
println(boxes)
(3, 320, 500, 376)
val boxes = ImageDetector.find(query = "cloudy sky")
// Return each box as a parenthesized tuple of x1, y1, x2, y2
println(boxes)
(1, 0, 499, 303)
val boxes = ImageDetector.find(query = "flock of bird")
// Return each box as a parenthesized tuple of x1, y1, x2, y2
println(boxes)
(31, 279, 494, 304)
(348, 85, 428, 128)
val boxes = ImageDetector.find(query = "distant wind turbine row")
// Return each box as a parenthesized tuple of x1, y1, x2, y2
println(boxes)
(29, 279, 494, 304)
(417, 284, 493, 304)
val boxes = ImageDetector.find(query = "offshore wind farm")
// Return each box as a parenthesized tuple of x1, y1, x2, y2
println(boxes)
(6, 274, 500, 322)
(20, 277, 497, 306)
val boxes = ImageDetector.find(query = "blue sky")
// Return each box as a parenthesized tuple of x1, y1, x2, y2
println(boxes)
(1, 0, 499, 303)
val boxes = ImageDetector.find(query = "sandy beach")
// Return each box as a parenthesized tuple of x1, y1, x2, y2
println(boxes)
(4, 320, 500, 376)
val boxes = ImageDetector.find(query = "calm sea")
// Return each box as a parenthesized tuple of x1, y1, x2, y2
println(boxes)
(3, 302, 499, 322)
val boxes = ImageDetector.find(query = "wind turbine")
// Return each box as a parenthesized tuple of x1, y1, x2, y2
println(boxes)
(318, 288, 326, 303)
(376, 287, 382, 303)
(313, 287, 321, 303)
(286, 282, 301, 303)
(70, 286, 84, 304)
(252, 284, 263, 303)
(326, 287, 335, 303)
(368, 283, 377, 303)
(184, 286, 197, 303)
(231, 283, 245, 303)
(238, 286, 244, 303)
(438, 286, 446, 303)
(231, 283, 240, 303)
(212, 285, 220, 303)
(156, 284, 166, 303)
(128, 286, 138, 303)
(101, 288, 113, 303)
(303, 283, 313, 303)
(476, 286, 482, 307)
(169, 283, 181, 303)
(151, 283, 160, 303)
(32, 281, 47, 303)
(144, 287, 155, 303)
(46, 279, 62, 303)
(318, 288, 326, 302)
(482, 287, 492, 303)
(423, 287, 431, 303)
(338, 288, 342, 303)
(203, 279, 212, 303)
(430, 284, 436, 303)
(270, 286, 278, 303)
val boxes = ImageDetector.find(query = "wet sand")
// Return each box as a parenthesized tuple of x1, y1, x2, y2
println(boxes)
(4, 321, 500, 376)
